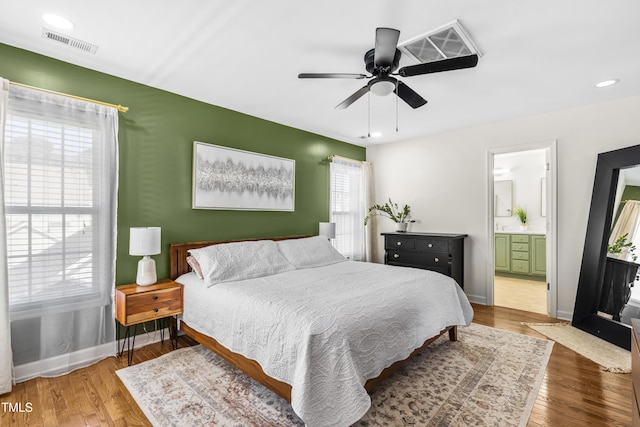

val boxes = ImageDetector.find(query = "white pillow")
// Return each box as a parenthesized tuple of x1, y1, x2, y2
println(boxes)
(188, 240, 294, 287)
(277, 235, 346, 269)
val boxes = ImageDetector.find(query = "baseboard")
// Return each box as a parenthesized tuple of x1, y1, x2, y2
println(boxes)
(14, 327, 172, 383)
(466, 294, 487, 305)
(556, 310, 573, 321)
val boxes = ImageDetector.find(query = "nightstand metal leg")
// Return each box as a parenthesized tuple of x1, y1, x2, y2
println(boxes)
(118, 324, 138, 366)
(170, 316, 179, 350)
(159, 318, 165, 344)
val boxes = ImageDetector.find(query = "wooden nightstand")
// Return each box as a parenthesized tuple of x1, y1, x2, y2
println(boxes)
(115, 279, 184, 365)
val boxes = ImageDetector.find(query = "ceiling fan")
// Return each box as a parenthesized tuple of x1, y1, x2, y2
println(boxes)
(298, 27, 479, 109)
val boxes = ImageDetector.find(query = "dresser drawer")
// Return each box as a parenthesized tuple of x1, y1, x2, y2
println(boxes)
(415, 239, 448, 253)
(633, 322, 640, 427)
(511, 259, 530, 273)
(633, 387, 640, 427)
(511, 234, 529, 243)
(120, 286, 183, 326)
(385, 235, 415, 250)
(512, 242, 529, 252)
(387, 250, 449, 268)
(512, 250, 530, 261)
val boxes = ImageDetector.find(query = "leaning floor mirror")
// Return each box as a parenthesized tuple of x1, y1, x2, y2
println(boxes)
(574, 144, 640, 350)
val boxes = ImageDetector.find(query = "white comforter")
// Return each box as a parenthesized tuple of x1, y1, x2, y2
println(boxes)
(177, 260, 473, 427)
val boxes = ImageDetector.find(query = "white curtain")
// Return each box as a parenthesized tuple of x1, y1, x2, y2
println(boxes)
(3, 83, 118, 381)
(609, 200, 640, 261)
(362, 162, 374, 262)
(0, 78, 13, 393)
(330, 158, 373, 261)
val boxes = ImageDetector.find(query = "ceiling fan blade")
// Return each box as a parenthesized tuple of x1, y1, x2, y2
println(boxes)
(394, 81, 427, 109)
(298, 73, 368, 79)
(398, 54, 479, 77)
(374, 27, 400, 67)
(335, 85, 370, 109)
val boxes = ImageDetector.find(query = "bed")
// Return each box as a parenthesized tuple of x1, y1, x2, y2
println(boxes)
(170, 235, 473, 427)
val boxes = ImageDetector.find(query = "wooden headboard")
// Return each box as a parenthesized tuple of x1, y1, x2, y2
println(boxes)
(169, 235, 309, 279)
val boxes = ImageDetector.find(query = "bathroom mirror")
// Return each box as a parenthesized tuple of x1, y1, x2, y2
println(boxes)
(541, 177, 546, 217)
(494, 180, 512, 217)
(573, 144, 640, 350)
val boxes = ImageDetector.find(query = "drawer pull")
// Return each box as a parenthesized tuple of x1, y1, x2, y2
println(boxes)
(397, 241, 402, 246)
(153, 295, 158, 300)
(393, 253, 400, 259)
(154, 308, 159, 313)
(428, 243, 433, 248)
(434, 257, 440, 263)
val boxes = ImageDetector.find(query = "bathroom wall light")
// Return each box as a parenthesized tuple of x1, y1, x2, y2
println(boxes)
(595, 79, 619, 88)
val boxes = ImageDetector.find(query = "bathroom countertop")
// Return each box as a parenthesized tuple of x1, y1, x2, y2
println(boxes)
(495, 230, 546, 235)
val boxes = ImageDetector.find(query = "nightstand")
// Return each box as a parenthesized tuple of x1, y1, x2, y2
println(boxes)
(115, 279, 184, 365)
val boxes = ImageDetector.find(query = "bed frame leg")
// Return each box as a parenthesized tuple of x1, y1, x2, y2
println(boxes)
(448, 326, 458, 341)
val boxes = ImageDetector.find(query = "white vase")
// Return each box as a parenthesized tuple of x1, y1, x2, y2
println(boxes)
(520, 224, 528, 231)
(396, 222, 408, 232)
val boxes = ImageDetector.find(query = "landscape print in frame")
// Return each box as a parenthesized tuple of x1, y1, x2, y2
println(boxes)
(192, 141, 295, 211)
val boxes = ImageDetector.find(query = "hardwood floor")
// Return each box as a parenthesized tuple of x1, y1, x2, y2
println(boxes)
(0, 304, 632, 426)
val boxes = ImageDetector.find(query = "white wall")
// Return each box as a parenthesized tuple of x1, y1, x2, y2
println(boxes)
(367, 95, 640, 319)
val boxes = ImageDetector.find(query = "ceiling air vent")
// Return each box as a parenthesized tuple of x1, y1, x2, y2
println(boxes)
(41, 28, 99, 54)
(398, 20, 480, 64)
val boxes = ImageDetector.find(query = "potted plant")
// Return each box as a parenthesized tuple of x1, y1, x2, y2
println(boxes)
(514, 206, 527, 231)
(364, 198, 416, 232)
(608, 233, 638, 261)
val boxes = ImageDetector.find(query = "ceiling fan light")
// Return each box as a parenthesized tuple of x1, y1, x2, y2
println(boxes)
(370, 80, 396, 96)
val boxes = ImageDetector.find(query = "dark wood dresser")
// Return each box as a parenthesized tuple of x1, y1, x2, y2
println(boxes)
(633, 318, 640, 427)
(382, 232, 467, 289)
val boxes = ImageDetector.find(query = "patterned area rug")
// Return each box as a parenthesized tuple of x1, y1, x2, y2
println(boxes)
(116, 323, 553, 426)
(523, 322, 631, 373)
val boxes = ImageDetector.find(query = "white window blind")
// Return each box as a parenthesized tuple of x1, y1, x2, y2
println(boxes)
(4, 89, 118, 320)
(330, 158, 369, 261)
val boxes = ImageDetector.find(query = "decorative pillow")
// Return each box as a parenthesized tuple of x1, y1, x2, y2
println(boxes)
(186, 255, 204, 279)
(188, 240, 294, 287)
(277, 235, 346, 269)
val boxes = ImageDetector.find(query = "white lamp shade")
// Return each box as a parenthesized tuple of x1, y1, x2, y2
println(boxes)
(129, 227, 161, 256)
(319, 222, 336, 239)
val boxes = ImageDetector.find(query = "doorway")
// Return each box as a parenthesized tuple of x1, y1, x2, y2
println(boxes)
(487, 141, 557, 317)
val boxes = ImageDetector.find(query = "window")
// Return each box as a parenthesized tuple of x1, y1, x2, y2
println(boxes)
(329, 158, 371, 261)
(4, 89, 118, 320)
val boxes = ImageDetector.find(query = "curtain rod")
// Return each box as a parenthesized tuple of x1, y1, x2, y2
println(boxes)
(327, 154, 370, 164)
(10, 82, 129, 113)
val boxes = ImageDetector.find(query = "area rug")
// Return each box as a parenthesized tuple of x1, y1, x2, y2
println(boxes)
(523, 322, 631, 373)
(116, 323, 553, 427)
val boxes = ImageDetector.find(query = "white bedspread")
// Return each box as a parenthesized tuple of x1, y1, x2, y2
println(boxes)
(177, 260, 473, 427)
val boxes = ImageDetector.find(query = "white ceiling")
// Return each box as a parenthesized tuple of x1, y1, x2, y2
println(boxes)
(1, 1, 639, 147)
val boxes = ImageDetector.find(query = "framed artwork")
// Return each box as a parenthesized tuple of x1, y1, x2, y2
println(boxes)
(192, 141, 295, 211)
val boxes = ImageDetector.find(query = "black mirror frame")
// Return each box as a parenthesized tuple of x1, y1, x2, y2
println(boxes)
(573, 144, 640, 350)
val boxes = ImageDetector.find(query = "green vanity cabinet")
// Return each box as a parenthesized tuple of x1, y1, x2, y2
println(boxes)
(494, 234, 511, 272)
(495, 233, 546, 277)
(530, 234, 547, 276)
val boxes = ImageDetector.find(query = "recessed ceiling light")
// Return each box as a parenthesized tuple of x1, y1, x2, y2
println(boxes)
(42, 13, 75, 30)
(595, 79, 619, 88)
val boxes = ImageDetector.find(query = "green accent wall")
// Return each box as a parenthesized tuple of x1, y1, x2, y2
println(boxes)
(0, 43, 365, 285)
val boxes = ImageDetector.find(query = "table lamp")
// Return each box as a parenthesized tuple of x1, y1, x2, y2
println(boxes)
(319, 222, 336, 240)
(129, 227, 161, 286)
